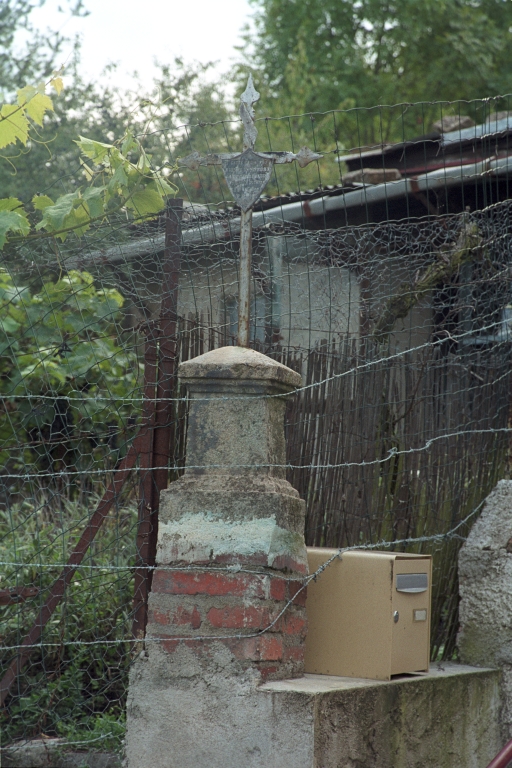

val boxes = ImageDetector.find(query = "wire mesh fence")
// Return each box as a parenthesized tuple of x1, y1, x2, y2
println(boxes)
(2, 94, 512, 761)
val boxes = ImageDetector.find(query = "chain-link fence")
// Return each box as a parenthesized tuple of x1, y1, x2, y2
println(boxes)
(2, 95, 512, 762)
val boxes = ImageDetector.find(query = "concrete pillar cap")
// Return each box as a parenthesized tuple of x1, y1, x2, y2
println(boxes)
(179, 345, 302, 389)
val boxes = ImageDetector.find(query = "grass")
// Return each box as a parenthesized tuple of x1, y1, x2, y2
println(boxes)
(0, 491, 138, 754)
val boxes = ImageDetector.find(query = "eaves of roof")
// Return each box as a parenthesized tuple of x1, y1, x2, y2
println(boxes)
(68, 154, 512, 269)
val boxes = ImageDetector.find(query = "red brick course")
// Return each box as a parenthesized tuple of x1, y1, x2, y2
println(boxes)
(288, 580, 307, 606)
(152, 568, 306, 604)
(206, 605, 273, 630)
(148, 565, 307, 681)
(152, 569, 273, 598)
(282, 613, 307, 636)
(149, 605, 202, 630)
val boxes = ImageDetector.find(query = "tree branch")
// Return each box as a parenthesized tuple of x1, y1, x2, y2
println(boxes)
(372, 218, 482, 344)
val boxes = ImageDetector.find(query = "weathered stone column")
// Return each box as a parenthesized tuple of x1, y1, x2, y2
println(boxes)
(125, 346, 308, 768)
(458, 479, 512, 740)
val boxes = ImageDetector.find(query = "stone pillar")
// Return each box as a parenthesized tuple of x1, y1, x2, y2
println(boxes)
(458, 479, 512, 739)
(125, 346, 308, 768)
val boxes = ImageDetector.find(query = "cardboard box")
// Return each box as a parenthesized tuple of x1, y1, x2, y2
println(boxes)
(304, 548, 432, 680)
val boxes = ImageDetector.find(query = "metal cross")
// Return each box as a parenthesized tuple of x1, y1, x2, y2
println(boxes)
(181, 75, 321, 347)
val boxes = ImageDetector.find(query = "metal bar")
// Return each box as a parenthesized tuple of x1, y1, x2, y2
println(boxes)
(268, 234, 283, 346)
(131, 199, 183, 640)
(153, 199, 183, 492)
(0, 588, 39, 606)
(131, 324, 159, 641)
(0, 439, 141, 706)
(237, 208, 252, 347)
(486, 740, 512, 768)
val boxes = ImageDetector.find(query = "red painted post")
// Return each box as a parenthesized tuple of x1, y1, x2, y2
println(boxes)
(486, 740, 512, 768)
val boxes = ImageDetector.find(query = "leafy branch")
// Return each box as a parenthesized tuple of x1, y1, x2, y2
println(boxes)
(0, 78, 178, 249)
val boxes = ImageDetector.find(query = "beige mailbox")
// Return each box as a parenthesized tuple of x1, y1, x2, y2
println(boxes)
(304, 548, 432, 680)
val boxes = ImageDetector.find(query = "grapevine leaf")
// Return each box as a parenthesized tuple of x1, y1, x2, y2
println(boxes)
(0, 104, 29, 149)
(107, 163, 128, 194)
(0, 315, 21, 333)
(55, 206, 91, 241)
(80, 159, 94, 182)
(76, 136, 112, 164)
(17, 86, 36, 106)
(0, 210, 30, 249)
(153, 175, 176, 196)
(82, 187, 105, 219)
(136, 148, 151, 173)
(25, 92, 54, 126)
(36, 193, 77, 231)
(36, 192, 95, 241)
(0, 198, 24, 212)
(121, 132, 137, 154)
(126, 185, 165, 217)
(32, 194, 55, 211)
(51, 76, 64, 95)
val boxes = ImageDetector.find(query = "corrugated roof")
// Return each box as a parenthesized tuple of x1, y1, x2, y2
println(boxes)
(338, 116, 512, 164)
(441, 115, 512, 146)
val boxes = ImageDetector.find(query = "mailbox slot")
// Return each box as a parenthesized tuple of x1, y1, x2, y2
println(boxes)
(396, 573, 428, 593)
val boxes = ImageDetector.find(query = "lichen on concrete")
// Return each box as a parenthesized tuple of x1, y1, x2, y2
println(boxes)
(157, 511, 307, 569)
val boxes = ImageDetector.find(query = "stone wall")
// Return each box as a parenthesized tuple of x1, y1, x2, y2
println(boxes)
(458, 478, 512, 739)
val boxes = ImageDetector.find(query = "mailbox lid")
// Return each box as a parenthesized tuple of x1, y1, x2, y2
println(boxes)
(391, 556, 432, 675)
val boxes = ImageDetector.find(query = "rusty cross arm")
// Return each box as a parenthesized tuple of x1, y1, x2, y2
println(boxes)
(179, 75, 321, 347)
(181, 147, 322, 172)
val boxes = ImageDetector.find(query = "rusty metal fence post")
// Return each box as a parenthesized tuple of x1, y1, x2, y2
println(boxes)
(132, 198, 183, 641)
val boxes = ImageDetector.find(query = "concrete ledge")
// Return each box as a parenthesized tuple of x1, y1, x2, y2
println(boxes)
(261, 663, 501, 768)
(0, 739, 121, 768)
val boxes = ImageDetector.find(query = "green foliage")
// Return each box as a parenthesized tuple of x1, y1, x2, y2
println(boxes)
(0, 198, 29, 248)
(0, 269, 142, 479)
(246, 0, 512, 111)
(0, 0, 235, 211)
(0, 496, 136, 750)
(56, 713, 127, 756)
(0, 56, 232, 209)
(0, 44, 181, 247)
(0, 77, 59, 150)
(0, 83, 178, 248)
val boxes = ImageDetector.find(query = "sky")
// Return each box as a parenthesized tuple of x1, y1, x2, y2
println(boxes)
(29, 0, 254, 92)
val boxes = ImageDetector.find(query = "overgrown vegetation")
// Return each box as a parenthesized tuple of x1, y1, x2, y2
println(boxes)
(0, 269, 142, 483)
(0, 266, 140, 751)
(0, 494, 137, 752)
